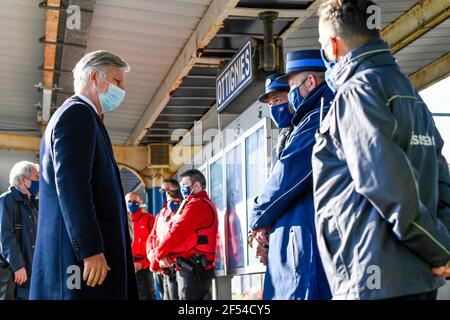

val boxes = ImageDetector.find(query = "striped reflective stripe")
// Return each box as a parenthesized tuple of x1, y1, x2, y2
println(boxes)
(412, 221, 450, 257)
(385, 95, 419, 106)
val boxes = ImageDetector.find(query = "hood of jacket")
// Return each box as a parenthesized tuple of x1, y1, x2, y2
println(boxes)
(330, 39, 394, 92)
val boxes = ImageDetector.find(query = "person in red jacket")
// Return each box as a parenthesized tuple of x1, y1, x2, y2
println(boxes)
(156, 169, 218, 300)
(125, 192, 155, 300)
(147, 184, 182, 300)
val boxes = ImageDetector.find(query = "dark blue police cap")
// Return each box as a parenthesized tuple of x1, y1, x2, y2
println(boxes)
(258, 73, 290, 103)
(277, 49, 326, 83)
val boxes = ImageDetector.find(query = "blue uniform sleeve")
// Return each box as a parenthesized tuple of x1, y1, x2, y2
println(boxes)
(335, 86, 450, 267)
(52, 104, 105, 261)
(0, 195, 25, 271)
(250, 114, 319, 229)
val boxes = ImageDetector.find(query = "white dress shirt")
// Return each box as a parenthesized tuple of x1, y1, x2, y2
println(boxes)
(77, 94, 99, 114)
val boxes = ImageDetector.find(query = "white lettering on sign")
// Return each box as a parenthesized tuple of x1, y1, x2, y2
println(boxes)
(216, 41, 252, 112)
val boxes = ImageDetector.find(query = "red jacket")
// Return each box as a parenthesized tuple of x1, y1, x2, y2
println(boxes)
(155, 191, 218, 268)
(146, 205, 175, 272)
(131, 209, 155, 270)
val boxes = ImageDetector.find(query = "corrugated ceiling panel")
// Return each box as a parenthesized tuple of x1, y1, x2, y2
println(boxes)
(395, 18, 450, 76)
(284, 0, 419, 51)
(86, 0, 213, 144)
(0, 0, 44, 132)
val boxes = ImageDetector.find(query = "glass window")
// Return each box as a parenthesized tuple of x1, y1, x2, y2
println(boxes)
(231, 273, 264, 299)
(245, 127, 267, 266)
(226, 145, 245, 270)
(210, 158, 225, 271)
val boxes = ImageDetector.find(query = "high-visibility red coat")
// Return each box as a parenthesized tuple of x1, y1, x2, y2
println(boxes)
(146, 205, 175, 273)
(155, 191, 218, 269)
(131, 209, 155, 270)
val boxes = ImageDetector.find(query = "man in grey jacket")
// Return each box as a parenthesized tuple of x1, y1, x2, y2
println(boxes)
(312, 0, 450, 300)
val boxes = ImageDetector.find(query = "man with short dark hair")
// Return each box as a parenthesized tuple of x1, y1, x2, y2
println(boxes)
(312, 0, 450, 300)
(155, 169, 218, 300)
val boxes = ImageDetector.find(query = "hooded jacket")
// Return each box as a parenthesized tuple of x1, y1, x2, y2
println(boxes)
(312, 39, 450, 300)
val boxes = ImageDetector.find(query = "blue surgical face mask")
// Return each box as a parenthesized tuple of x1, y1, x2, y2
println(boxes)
(181, 186, 192, 199)
(269, 102, 293, 128)
(28, 180, 39, 197)
(127, 201, 140, 214)
(288, 87, 304, 112)
(168, 200, 180, 213)
(320, 49, 337, 93)
(98, 80, 126, 113)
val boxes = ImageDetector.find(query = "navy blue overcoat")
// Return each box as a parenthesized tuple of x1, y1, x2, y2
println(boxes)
(30, 96, 138, 300)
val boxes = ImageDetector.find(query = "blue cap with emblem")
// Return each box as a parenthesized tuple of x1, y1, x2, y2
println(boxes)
(277, 49, 326, 84)
(258, 73, 290, 103)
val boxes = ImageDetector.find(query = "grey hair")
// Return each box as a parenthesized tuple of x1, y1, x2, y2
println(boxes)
(72, 50, 130, 92)
(9, 161, 38, 187)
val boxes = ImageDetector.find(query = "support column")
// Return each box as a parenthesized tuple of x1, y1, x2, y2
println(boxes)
(143, 174, 165, 215)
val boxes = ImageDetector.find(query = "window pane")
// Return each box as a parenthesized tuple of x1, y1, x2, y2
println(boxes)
(434, 116, 450, 161)
(210, 158, 225, 271)
(419, 75, 450, 115)
(245, 127, 267, 266)
(226, 145, 245, 270)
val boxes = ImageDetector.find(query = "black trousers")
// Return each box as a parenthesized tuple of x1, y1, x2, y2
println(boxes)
(135, 268, 156, 300)
(0, 267, 15, 300)
(176, 268, 214, 300)
(163, 271, 179, 300)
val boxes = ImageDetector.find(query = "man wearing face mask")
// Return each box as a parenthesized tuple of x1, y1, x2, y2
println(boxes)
(249, 50, 334, 300)
(125, 192, 155, 300)
(30, 51, 138, 300)
(312, 0, 450, 300)
(0, 161, 39, 300)
(156, 169, 218, 300)
(147, 185, 183, 300)
(250, 74, 292, 266)
(259, 73, 295, 168)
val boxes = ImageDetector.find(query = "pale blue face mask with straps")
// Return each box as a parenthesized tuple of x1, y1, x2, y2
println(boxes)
(98, 78, 126, 112)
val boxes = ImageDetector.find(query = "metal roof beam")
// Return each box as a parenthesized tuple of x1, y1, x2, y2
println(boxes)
(409, 51, 450, 91)
(40, 0, 61, 132)
(382, 0, 450, 54)
(0, 133, 148, 173)
(280, 0, 324, 40)
(229, 7, 310, 19)
(126, 0, 241, 146)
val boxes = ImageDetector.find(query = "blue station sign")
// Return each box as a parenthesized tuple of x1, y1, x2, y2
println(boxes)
(216, 40, 252, 113)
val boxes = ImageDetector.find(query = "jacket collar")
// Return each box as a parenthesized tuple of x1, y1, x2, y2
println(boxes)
(187, 190, 208, 201)
(131, 209, 145, 222)
(331, 39, 394, 91)
(9, 185, 29, 202)
(292, 82, 334, 126)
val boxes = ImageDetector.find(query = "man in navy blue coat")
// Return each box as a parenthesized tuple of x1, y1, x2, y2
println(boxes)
(250, 50, 334, 300)
(30, 50, 138, 300)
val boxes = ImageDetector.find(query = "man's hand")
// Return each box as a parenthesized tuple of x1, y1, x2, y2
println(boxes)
(83, 253, 110, 287)
(134, 262, 143, 273)
(255, 243, 269, 266)
(432, 261, 450, 278)
(252, 227, 270, 246)
(14, 268, 27, 285)
(159, 257, 172, 269)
